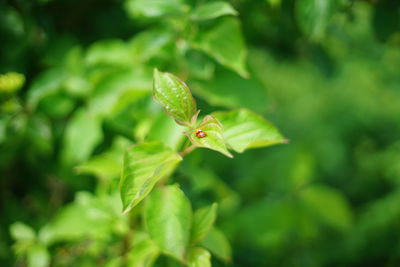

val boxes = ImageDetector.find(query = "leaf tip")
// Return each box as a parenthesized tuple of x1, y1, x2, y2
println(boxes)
(224, 151, 234, 158)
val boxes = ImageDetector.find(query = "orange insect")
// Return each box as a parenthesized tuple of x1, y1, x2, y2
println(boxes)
(195, 128, 206, 138)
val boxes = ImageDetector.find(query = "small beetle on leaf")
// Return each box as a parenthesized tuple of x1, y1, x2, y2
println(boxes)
(195, 129, 206, 138)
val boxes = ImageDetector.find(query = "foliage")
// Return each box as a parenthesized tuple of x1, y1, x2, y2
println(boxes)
(1, 0, 400, 266)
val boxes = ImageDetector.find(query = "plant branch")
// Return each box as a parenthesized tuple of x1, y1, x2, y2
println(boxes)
(179, 144, 197, 157)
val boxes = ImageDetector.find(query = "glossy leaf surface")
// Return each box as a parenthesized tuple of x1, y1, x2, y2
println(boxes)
(153, 69, 197, 126)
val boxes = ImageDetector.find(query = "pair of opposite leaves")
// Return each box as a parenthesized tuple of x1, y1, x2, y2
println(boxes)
(153, 69, 233, 158)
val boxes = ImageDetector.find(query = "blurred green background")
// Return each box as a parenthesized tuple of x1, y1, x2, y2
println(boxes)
(1, 0, 400, 266)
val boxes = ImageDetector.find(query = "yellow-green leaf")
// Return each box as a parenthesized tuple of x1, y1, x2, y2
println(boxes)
(191, 203, 218, 244)
(188, 115, 232, 158)
(120, 142, 182, 213)
(144, 185, 192, 262)
(187, 247, 211, 267)
(213, 109, 286, 153)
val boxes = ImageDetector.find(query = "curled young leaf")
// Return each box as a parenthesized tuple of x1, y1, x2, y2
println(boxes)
(153, 69, 197, 126)
(188, 115, 233, 158)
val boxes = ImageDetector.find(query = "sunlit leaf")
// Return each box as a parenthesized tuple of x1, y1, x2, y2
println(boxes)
(0, 72, 25, 94)
(10, 222, 35, 242)
(187, 247, 211, 267)
(153, 69, 197, 126)
(144, 185, 192, 261)
(191, 2, 237, 21)
(120, 142, 182, 213)
(213, 109, 286, 153)
(201, 227, 231, 262)
(125, 0, 188, 18)
(188, 115, 232, 158)
(27, 245, 50, 267)
(193, 17, 248, 77)
(191, 203, 217, 244)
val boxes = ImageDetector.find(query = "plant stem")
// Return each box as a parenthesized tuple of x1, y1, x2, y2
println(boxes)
(179, 144, 196, 157)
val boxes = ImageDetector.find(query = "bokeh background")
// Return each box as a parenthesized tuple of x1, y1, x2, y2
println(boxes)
(1, 0, 400, 266)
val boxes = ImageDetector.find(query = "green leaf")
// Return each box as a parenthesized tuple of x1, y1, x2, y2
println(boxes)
(187, 247, 211, 267)
(191, 203, 218, 244)
(85, 40, 133, 67)
(130, 29, 174, 62)
(125, 0, 188, 18)
(145, 113, 186, 151)
(89, 68, 151, 116)
(191, 2, 237, 21)
(61, 109, 103, 165)
(120, 142, 182, 213)
(266, 0, 281, 7)
(193, 17, 248, 77)
(127, 232, 160, 267)
(188, 115, 232, 158)
(0, 72, 25, 94)
(27, 245, 50, 267)
(76, 152, 122, 180)
(295, 0, 338, 40)
(76, 137, 130, 181)
(153, 69, 197, 126)
(201, 227, 231, 262)
(38, 192, 125, 245)
(300, 185, 353, 231)
(10, 222, 36, 242)
(26, 68, 66, 110)
(212, 109, 286, 153)
(144, 185, 192, 262)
